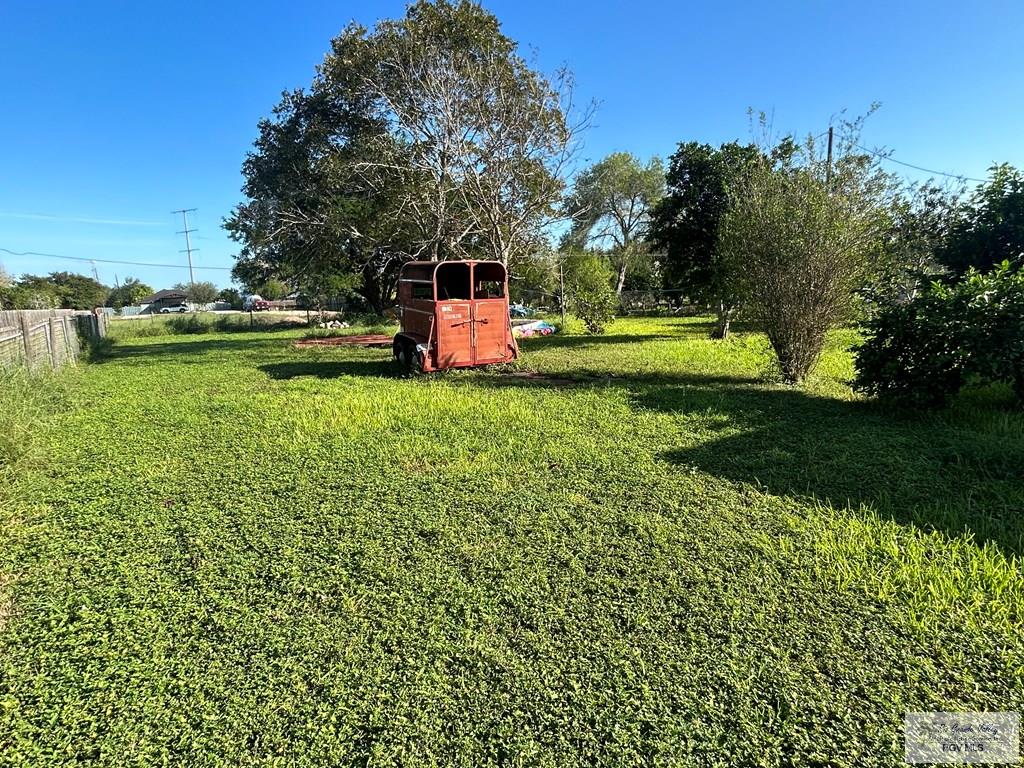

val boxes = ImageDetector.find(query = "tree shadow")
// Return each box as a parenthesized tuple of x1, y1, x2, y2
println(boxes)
(632, 383, 1024, 557)
(519, 332, 678, 350)
(97, 336, 284, 362)
(260, 359, 399, 380)
(452, 370, 760, 389)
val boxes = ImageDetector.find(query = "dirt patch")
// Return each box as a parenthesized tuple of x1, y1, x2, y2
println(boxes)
(294, 334, 394, 349)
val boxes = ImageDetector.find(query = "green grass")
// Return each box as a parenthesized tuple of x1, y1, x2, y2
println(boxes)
(1, 316, 1021, 766)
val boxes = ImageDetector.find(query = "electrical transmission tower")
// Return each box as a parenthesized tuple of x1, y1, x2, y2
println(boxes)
(172, 208, 198, 287)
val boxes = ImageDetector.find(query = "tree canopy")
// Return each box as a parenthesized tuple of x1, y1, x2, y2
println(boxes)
(938, 163, 1024, 275)
(648, 141, 760, 336)
(0, 272, 109, 310)
(563, 152, 664, 294)
(174, 281, 219, 305)
(107, 277, 153, 309)
(226, 0, 586, 311)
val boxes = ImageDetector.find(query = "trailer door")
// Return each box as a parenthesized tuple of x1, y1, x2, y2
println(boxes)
(472, 300, 510, 364)
(436, 302, 474, 367)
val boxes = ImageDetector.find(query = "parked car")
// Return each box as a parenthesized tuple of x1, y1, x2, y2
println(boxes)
(251, 299, 271, 312)
(159, 304, 188, 314)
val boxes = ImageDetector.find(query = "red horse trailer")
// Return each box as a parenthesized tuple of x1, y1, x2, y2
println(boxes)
(393, 260, 519, 372)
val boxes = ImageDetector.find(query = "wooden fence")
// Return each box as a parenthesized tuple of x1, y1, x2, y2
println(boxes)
(0, 309, 107, 373)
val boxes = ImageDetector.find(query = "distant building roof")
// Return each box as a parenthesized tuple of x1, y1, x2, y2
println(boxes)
(142, 289, 188, 304)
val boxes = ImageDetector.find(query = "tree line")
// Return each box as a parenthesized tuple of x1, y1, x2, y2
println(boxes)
(0, 272, 234, 312)
(226, 0, 1023, 392)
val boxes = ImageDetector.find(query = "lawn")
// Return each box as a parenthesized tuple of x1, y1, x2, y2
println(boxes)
(1, 316, 1022, 766)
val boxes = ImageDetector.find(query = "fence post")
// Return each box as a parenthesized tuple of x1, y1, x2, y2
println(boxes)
(19, 314, 32, 369)
(49, 317, 64, 368)
(44, 316, 56, 368)
(64, 316, 78, 364)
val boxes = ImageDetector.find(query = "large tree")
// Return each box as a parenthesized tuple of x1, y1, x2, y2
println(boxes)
(563, 152, 664, 295)
(648, 141, 760, 338)
(174, 281, 219, 305)
(938, 163, 1024, 275)
(225, 77, 407, 313)
(350, 0, 586, 266)
(226, 0, 586, 312)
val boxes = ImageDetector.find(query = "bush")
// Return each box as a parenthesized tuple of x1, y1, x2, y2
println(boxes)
(572, 285, 617, 334)
(855, 262, 1024, 406)
(718, 128, 887, 383)
(166, 314, 211, 335)
(564, 251, 617, 334)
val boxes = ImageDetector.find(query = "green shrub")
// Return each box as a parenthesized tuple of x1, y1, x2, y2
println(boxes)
(166, 314, 211, 334)
(565, 251, 617, 334)
(855, 262, 1024, 406)
(572, 284, 617, 334)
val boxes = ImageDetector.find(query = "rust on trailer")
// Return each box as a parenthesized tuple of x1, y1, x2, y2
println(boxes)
(294, 334, 393, 348)
(393, 260, 519, 372)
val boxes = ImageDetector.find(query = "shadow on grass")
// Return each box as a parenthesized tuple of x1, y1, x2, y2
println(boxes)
(96, 335, 295, 363)
(518, 332, 679, 350)
(261, 359, 399, 380)
(634, 383, 1024, 557)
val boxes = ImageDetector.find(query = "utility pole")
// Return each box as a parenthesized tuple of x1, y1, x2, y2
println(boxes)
(172, 208, 198, 288)
(825, 126, 834, 186)
(89, 260, 100, 282)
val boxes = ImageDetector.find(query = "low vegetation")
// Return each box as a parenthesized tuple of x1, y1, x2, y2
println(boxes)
(856, 261, 1024, 405)
(106, 313, 309, 339)
(0, 369, 69, 475)
(1, 317, 1021, 766)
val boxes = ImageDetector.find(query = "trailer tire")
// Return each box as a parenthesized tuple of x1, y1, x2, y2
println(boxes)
(394, 337, 421, 374)
(393, 338, 409, 372)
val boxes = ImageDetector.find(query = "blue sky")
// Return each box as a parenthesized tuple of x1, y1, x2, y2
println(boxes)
(2, 0, 1022, 290)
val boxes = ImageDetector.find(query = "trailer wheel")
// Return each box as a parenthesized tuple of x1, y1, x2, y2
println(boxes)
(393, 338, 409, 371)
(394, 337, 420, 374)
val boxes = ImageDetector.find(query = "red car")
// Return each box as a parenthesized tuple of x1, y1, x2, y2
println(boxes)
(251, 300, 271, 312)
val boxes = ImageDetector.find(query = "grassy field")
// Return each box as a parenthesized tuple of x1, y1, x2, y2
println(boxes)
(1, 316, 1022, 766)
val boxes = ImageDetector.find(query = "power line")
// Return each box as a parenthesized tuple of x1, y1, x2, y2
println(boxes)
(854, 144, 987, 183)
(0, 247, 233, 271)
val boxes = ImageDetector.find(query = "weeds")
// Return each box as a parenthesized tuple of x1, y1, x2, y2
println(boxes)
(0, 369, 68, 473)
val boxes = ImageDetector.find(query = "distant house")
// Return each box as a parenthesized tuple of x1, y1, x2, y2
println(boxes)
(141, 289, 188, 313)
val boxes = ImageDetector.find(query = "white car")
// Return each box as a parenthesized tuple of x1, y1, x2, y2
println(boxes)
(159, 304, 189, 314)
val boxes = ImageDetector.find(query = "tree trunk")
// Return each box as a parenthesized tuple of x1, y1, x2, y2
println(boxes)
(712, 300, 732, 340)
(361, 265, 386, 315)
(615, 262, 627, 296)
